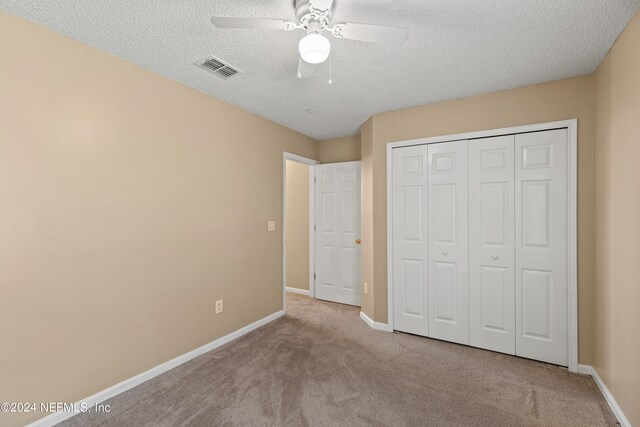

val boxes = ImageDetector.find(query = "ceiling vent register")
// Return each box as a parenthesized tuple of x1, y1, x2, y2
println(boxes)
(195, 56, 241, 79)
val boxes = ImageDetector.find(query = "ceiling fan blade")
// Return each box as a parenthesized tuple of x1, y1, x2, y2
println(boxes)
(297, 57, 316, 79)
(331, 22, 408, 44)
(211, 17, 298, 30)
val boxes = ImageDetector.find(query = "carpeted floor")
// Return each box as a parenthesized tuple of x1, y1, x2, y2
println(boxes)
(61, 293, 617, 427)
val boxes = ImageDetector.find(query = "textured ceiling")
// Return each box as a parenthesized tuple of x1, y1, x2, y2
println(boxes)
(1, 1, 638, 140)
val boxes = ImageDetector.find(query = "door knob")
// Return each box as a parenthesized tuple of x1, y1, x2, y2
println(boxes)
(355, 239, 361, 245)
(442, 250, 448, 255)
(491, 255, 499, 260)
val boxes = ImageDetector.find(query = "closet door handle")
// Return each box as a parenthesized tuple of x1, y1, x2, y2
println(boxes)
(442, 250, 448, 256)
(491, 255, 499, 260)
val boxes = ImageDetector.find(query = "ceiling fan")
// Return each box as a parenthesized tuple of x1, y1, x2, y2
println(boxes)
(211, 0, 409, 79)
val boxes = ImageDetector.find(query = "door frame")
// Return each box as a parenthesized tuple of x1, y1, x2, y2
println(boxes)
(282, 152, 319, 313)
(386, 119, 578, 372)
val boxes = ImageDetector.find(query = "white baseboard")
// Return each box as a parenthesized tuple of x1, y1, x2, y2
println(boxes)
(285, 287, 310, 296)
(27, 310, 285, 427)
(578, 364, 631, 427)
(359, 311, 393, 332)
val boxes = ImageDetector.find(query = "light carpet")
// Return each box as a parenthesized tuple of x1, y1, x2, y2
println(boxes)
(61, 293, 616, 426)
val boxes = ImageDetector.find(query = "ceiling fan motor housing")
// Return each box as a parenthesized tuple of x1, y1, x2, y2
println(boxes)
(295, 0, 333, 30)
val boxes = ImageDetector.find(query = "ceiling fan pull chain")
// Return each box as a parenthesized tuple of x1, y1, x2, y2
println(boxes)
(328, 50, 332, 85)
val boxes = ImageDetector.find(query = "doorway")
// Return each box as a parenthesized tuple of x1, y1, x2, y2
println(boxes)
(285, 158, 314, 296)
(282, 153, 318, 311)
(282, 153, 363, 311)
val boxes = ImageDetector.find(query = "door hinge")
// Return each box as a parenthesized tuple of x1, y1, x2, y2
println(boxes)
(314, 225, 317, 231)
(314, 177, 317, 183)
(314, 273, 316, 280)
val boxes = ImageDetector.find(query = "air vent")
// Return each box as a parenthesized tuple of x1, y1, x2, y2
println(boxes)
(195, 56, 241, 80)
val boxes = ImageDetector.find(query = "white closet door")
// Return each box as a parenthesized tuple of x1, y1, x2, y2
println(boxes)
(392, 145, 429, 336)
(469, 136, 516, 354)
(315, 162, 361, 306)
(515, 129, 568, 366)
(427, 141, 469, 344)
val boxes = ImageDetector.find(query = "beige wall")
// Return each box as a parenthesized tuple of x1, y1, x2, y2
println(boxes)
(319, 135, 361, 163)
(365, 75, 596, 364)
(285, 161, 310, 291)
(0, 11, 317, 427)
(594, 12, 640, 426)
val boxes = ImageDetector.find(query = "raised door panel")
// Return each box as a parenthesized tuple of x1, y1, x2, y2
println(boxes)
(342, 191, 357, 234)
(403, 186, 423, 241)
(521, 269, 553, 340)
(321, 192, 335, 232)
(392, 146, 429, 336)
(341, 246, 357, 292)
(480, 266, 510, 333)
(433, 262, 458, 323)
(433, 184, 457, 243)
(402, 259, 426, 317)
(320, 245, 337, 289)
(482, 182, 509, 246)
(469, 135, 516, 355)
(315, 162, 361, 306)
(515, 129, 568, 366)
(521, 181, 551, 248)
(427, 140, 469, 344)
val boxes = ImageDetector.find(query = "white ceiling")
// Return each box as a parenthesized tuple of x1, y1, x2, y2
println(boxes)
(2, 1, 638, 140)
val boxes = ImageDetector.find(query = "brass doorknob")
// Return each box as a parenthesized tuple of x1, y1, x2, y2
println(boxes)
(355, 239, 361, 245)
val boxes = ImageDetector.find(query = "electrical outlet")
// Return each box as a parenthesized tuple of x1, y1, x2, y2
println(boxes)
(267, 220, 276, 232)
(215, 299, 223, 314)
(364, 282, 368, 294)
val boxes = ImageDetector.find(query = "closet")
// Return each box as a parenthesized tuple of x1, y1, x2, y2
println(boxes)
(391, 128, 569, 366)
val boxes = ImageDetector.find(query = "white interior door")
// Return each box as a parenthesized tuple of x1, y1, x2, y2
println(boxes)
(315, 162, 361, 306)
(515, 129, 568, 365)
(392, 145, 429, 336)
(427, 141, 469, 344)
(469, 135, 516, 354)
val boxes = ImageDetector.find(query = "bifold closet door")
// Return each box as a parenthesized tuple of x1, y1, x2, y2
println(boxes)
(392, 145, 429, 336)
(515, 129, 568, 366)
(427, 141, 469, 344)
(469, 136, 516, 354)
(392, 129, 570, 366)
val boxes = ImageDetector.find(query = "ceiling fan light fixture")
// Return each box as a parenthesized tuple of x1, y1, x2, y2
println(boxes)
(299, 32, 331, 64)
